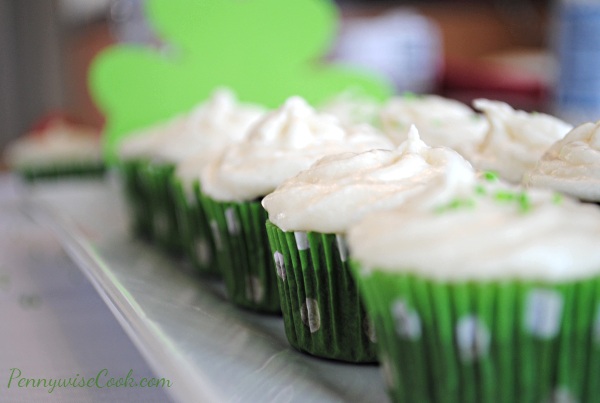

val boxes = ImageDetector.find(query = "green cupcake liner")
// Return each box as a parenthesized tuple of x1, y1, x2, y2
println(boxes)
(120, 159, 154, 238)
(200, 195, 280, 313)
(265, 221, 377, 363)
(138, 162, 184, 255)
(170, 177, 219, 276)
(18, 162, 106, 182)
(350, 263, 600, 403)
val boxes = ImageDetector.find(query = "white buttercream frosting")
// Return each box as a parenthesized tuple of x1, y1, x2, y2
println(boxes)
(379, 94, 488, 157)
(319, 90, 381, 127)
(524, 121, 600, 201)
(471, 99, 573, 183)
(118, 117, 185, 160)
(118, 88, 265, 165)
(262, 126, 477, 233)
(201, 96, 393, 201)
(4, 121, 101, 168)
(348, 185, 600, 282)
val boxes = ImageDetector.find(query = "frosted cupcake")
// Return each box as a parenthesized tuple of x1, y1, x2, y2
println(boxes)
(262, 126, 477, 362)
(379, 93, 488, 157)
(4, 114, 103, 181)
(118, 89, 264, 253)
(524, 121, 600, 203)
(118, 118, 180, 238)
(200, 96, 393, 313)
(348, 184, 600, 403)
(471, 99, 573, 183)
(169, 92, 265, 274)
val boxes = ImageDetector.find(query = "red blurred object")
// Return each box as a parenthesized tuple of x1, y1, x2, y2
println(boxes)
(28, 112, 86, 136)
(440, 52, 553, 112)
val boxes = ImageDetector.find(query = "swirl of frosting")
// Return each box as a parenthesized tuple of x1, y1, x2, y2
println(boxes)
(348, 187, 600, 281)
(471, 99, 573, 183)
(200, 97, 393, 201)
(262, 126, 477, 233)
(118, 88, 265, 164)
(524, 121, 600, 201)
(5, 121, 101, 168)
(379, 94, 488, 157)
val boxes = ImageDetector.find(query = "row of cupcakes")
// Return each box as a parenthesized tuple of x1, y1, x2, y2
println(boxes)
(116, 88, 600, 402)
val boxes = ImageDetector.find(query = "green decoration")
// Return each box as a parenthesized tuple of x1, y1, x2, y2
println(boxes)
(89, 0, 392, 162)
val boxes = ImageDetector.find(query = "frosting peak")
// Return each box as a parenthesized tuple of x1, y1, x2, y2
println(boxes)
(397, 125, 427, 154)
(247, 96, 345, 148)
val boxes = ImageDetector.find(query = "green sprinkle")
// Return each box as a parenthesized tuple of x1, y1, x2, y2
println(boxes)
(553, 193, 563, 205)
(432, 118, 443, 127)
(475, 184, 486, 195)
(494, 190, 516, 202)
(483, 171, 498, 182)
(434, 197, 476, 214)
(517, 192, 532, 213)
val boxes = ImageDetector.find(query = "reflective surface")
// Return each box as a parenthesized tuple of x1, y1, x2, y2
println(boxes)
(21, 175, 388, 403)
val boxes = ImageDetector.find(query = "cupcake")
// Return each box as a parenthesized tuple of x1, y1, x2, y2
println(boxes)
(471, 99, 573, 183)
(524, 120, 600, 204)
(348, 182, 600, 403)
(200, 96, 393, 313)
(262, 126, 477, 362)
(118, 120, 177, 239)
(379, 93, 488, 158)
(4, 114, 104, 181)
(117, 88, 264, 254)
(170, 92, 265, 274)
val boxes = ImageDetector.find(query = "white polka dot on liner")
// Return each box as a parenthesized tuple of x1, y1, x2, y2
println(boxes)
(391, 299, 421, 340)
(274, 251, 286, 281)
(301, 298, 321, 333)
(455, 315, 490, 363)
(525, 289, 563, 339)
(195, 237, 211, 266)
(294, 231, 309, 251)
(225, 207, 240, 235)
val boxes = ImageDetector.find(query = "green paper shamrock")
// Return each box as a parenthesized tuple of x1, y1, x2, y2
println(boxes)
(89, 0, 392, 162)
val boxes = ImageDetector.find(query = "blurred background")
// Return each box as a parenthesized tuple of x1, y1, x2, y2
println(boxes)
(0, 0, 566, 159)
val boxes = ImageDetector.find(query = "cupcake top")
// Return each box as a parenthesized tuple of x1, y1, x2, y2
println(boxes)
(524, 121, 600, 202)
(118, 117, 185, 161)
(470, 99, 573, 183)
(348, 183, 600, 282)
(319, 90, 382, 127)
(379, 93, 488, 157)
(262, 126, 477, 234)
(201, 96, 393, 202)
(118, 88, 265, 164)
(4, 116, 102, 168)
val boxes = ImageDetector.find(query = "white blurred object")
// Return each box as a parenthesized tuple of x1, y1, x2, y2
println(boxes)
(330, 9, 443, 93)
(109, 0, 157, 44)
(59, 0, 111, 24)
